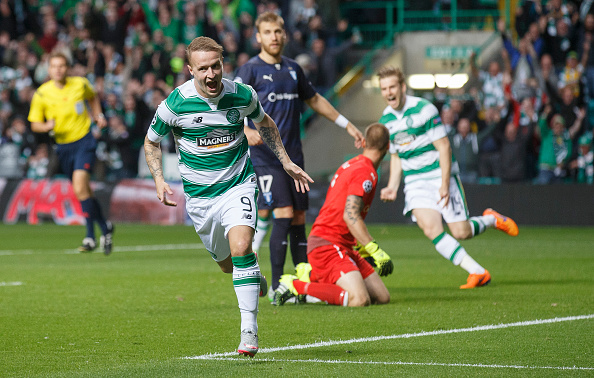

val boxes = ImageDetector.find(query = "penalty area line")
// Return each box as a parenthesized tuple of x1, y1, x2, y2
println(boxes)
(201, 357, 594, 371)
(185, 314, 594, 362)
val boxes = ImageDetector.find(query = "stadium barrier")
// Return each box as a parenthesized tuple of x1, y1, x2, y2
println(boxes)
(0, 178, 592, 226)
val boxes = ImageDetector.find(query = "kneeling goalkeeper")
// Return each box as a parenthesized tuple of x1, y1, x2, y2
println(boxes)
(274, 123, 393, 307)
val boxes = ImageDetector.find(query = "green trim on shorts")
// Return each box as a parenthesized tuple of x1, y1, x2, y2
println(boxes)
(453, 174, 469, 218)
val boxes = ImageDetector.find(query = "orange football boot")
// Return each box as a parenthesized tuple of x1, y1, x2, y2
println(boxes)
(460, 270, 491, 289)
(483, 208, 519, 236)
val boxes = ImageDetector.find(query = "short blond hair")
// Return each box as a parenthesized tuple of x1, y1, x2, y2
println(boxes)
(255, 11, 285, 32)
(377, 66, 405, 85)
(49, 51, 71, 66)
(186, 37, 224, 63)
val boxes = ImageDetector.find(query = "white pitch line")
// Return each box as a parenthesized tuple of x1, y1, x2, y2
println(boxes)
(0, 243, 204, 256)
(199, 357, 594, 371)
(0, 281, 24, 286)
(186, 314, 594, 361)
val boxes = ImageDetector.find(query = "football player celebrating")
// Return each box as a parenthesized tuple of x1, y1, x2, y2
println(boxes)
(144, 37, 313, 357)
(377, 66, 518, 289)
(274, 123, 392, 307)
(234, 12, 364, 301)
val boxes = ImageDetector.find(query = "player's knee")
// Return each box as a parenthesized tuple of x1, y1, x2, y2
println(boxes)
(229, 238, 252, 256)
(347, 292, 371, 307)
(374, 291, 390, 305)
(219, 265, 233, 274)
(450, 227, 472, 240)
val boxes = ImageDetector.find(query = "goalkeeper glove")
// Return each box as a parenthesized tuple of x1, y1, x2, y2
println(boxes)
(353, 241, 375, 267)
(364, 240, 394, 277)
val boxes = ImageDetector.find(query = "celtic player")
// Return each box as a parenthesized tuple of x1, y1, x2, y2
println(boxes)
(144, 37, 313, 357)
(377, 66, 518, 289)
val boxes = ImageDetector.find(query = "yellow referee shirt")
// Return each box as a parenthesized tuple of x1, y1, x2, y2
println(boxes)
(28, 76, 97, 144)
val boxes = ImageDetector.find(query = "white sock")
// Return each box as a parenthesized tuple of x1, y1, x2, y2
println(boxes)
(232, 254, 260, 333)
(252, 217, 270, 252)
(459, 254, 485, 275)
(433, 232, 485, 274)
(469, 215, 496, 237)
(433, 232, 467, 265)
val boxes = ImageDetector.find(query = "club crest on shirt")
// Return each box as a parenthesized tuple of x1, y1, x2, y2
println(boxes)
(197, 129, 237, 149)
(290, 70, 297, 81)
(226, 109, 241, 124)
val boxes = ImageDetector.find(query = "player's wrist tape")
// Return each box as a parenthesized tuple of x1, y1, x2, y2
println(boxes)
(334, 114, 349, 129)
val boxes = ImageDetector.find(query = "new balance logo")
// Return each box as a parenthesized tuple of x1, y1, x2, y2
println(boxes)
(242, 214, 253, 220)
(192, 116, 203, 124)
(263, 74, 273, 82)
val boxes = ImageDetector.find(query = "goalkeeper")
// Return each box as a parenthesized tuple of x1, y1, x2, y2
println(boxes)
(274, 123, 392, 307)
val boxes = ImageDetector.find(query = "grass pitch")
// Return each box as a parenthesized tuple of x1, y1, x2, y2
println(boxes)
(0, 223, 593, 377)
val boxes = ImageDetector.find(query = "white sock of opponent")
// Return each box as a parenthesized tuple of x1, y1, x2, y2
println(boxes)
(232, 253, 260, 333)
(432, 232, 485, 274)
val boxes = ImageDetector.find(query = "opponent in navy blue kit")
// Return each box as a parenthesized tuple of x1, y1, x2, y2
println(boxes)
(234, 12, 364, 300)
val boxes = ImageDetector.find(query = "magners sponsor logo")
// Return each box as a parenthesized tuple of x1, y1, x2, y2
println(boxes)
(197, 129, 236, 148)
(392, 132, 416, 146)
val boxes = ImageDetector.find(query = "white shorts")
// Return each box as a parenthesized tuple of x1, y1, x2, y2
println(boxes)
(185, 181, 258, 262)
(403, 175, 469, 223)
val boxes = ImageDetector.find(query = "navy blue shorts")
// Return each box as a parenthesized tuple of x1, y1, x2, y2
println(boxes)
(254, 165, 309, 211)
(55, 132, 97, 179)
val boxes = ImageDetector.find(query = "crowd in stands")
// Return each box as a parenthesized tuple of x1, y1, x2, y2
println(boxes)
(0, 0, 359, 181)
(437, 1, 594, 185)
(1, 0, 592, 185)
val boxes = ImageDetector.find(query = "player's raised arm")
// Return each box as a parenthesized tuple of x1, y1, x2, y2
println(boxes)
(144, 135, 177, 206)
(304, 93, 365, 149)
(253, 113, 314, 193)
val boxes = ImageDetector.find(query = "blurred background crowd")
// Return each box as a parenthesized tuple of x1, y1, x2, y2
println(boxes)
(0, 0, 593, 185)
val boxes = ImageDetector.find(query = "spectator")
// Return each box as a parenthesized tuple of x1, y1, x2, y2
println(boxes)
(470, 50, 505, 114)
(497, 110, 536, 183)
(543, 18, 576, 70)
(450, 117, 498, 184)
(478, 106, 504, 179)
(572, 132, 593, 184)
(99, 2, 131, 55)
(26, 143, 50, 179)
(559, 50, 589, 100)
(535, 110, 585, 184)
(577, 14, 594, 100)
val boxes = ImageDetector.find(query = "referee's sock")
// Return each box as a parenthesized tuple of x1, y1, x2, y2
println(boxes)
(80, 198, 95, 239)
(91, 198, 109, 235)
(269, 218, 292, 290)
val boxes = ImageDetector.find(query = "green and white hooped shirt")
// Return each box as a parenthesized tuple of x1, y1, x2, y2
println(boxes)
(379, 95, 459, 185)
(147, 78, 265, 199)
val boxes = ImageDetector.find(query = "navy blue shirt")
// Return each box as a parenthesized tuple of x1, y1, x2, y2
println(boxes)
(234, 55, 317, 167)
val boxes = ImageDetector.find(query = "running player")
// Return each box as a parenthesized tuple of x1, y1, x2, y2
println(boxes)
(377, 66, 518, 289)
(144, 37, 312, 357)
